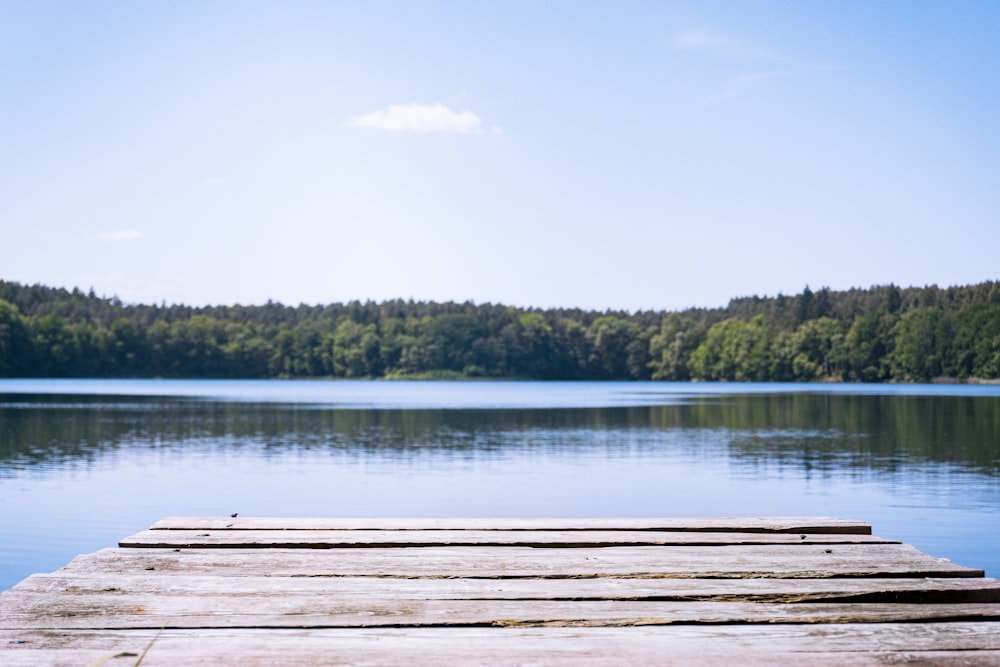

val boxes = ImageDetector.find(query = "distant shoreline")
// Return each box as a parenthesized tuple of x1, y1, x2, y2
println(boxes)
(2, 279, 998, 384)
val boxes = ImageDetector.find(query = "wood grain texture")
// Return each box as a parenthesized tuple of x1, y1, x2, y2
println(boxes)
(3, 595, 1000, 629)
(4, 649, 999, 667)
(1, 516, 997, 664)
(59, 544, 986, 578)
(2, 626, 999, 666)
(11, 572, 1000, 603)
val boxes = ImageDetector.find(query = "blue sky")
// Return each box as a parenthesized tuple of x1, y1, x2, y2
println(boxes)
(2, 1, 998, 311)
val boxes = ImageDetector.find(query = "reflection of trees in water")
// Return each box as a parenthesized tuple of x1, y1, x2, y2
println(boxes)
(0, 393, 997, 474)
(672, 394, 1000, 473)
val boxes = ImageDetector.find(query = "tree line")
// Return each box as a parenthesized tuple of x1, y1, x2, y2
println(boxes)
(1, 280, 998, 382)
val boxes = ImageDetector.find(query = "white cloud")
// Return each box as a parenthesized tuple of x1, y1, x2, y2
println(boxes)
(350, 103, 494, 134)
(96, 230, 143, 241)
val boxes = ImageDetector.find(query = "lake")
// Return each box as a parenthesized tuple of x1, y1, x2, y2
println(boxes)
(1, 379, 998, 591)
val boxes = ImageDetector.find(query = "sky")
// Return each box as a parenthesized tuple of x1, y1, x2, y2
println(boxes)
(1, 1, 998, 312)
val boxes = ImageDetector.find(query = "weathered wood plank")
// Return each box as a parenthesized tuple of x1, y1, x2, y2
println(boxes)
(4, 516, 996, 664)
(2, 626, 999, 666)
(11, 572, 1000, 603)
(120, 529, 897, 548)
(8, 649, 1000, 667)
(150, 516, 873, 534)
(59, 545, 985, 578)
(3, 594, 1000, 629)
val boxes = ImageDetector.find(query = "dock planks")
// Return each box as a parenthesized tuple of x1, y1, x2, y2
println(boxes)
(2, 517, 999, 665)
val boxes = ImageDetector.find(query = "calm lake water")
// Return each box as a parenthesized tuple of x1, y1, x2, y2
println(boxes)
(1, 379, 998, 591)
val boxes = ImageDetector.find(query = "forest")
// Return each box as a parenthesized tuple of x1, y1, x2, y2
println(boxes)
(0, 280, 998, 382)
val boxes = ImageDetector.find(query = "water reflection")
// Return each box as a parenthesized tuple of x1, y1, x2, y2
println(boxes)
(2, 393, 997, 475)
(1, 385, 999, 591)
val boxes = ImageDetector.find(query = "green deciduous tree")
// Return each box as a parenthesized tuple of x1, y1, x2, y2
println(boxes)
(0, 300, 32, 376)
(690, 316, 772, 381)
(109, 318, 148, 376)
(31, 314, 78, 377)
(648, 314, 703, 381)
(952, 304, 1000, 379)
(888, 307, 946, 382)
(331, 319, 382, 377)
(587, 316, 648, 379)
(790, 317, 844, 381)
(841, 311, 896, 382)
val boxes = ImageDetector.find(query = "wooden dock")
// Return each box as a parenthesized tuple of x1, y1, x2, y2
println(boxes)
(2, 517, 999, 665)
